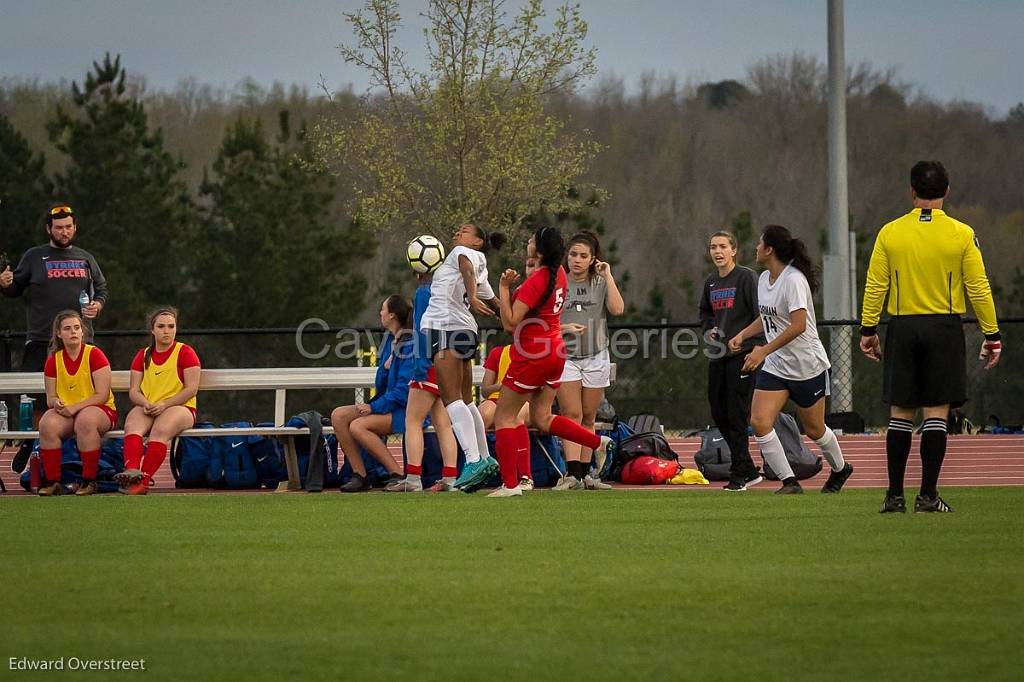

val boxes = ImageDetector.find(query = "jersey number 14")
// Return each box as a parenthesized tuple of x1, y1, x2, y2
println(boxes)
(763, 315, 780, 334)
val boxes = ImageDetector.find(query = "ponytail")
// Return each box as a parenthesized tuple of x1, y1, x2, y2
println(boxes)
(144, 306, 179, 369)
(468, 224, 506, 253)
(384, 294, 414, 331)
(529, 226, 566, 317)
(761, 225, 819, 292)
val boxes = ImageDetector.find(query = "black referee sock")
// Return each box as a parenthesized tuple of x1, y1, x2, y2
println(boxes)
(919, 418, 949, 499)
(886, 418, 914, 496)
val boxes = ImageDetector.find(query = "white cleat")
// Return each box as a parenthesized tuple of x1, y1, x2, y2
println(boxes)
(592, 436, 613, 474)
(487, 485, 523, 498)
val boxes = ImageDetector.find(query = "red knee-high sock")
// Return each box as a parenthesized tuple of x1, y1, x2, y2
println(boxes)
(123, 434, 145, 471)
(515, 425, 532, 479)
(41, 447, 63, 483)
(549, 416, 601, 450)
(141, 442, 168, 485)
(80, 449, 100, 481)
(495, 428, 520, 489)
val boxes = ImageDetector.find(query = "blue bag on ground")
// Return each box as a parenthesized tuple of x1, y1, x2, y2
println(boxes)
(285, 415, 343, 488)
(171, 421, 216, 487)
(249, 421, 288, 489)
(20, 438, 124, 493)
(213, 421, 258, 489)
(595, 421, 635, 480)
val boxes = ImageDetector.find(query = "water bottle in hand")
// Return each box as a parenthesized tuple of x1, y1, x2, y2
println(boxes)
(79, 289, 90, 314)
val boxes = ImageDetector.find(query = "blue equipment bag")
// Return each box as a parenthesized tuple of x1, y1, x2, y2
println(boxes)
(171, 421, 217, 487)
(20, 437, 124, 493)
(595, 420, 634, 480)
(213, 421, 259, 489)
(249, 421, 288, 489)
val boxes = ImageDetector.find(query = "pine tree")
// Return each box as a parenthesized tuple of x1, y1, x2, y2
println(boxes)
(46, 54, 196, 329)
(196, 111, 374, 330)
(0, 113, 54, 333)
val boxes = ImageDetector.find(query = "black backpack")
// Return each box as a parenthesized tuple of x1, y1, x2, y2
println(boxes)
(763, 412, 822, 480)
(608, 431, 678, 481)
(625, 414, 663, 435)
(693, 427, 732, 481)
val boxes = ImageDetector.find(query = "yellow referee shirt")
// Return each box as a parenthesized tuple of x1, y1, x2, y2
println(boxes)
(861, 208, 1000, 338)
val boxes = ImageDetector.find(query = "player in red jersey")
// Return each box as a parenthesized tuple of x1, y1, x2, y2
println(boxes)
(116, 307, 201, 495)
(37, 310, 117, 496)
(489, 227, 612, 497)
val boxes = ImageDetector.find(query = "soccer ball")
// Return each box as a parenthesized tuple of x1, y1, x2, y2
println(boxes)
(406, 234, 446, 274)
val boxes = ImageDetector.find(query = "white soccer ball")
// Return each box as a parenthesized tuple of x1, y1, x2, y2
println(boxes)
(406, 234, 446, 274)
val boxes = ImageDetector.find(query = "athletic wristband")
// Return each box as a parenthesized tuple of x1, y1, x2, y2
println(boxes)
(980, 339, 1002, 360)
(860, 326, 877, 337)
(984, 332, 1002, 342)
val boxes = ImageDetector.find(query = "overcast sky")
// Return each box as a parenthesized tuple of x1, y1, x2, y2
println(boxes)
(2, 0, 1022, 115)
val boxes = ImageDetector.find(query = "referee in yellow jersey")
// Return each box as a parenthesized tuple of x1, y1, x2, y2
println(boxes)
(860, 161, 1002, 514)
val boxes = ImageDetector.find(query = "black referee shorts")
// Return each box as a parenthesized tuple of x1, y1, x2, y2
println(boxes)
(882, 315, 966, 408)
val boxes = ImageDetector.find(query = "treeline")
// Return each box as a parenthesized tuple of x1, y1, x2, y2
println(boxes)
(4, 53, 1023, 336)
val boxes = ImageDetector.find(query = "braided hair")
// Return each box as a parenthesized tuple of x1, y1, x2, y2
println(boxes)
(761, 225, 820, 293)
(528, 226, 566, 317)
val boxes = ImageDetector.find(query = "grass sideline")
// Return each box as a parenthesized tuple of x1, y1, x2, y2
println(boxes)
(4, 488, 1023, 681)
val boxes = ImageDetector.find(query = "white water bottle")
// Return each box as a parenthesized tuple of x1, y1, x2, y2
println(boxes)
(0, 399, 8, 432)
(79, 289, 90, 312)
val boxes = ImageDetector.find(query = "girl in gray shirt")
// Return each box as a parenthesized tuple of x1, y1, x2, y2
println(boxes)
(554, 231, 624, 489)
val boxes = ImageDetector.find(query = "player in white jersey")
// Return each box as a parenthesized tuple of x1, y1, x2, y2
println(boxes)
(419, 223, 506, 490)
(729, 225, 854, 494)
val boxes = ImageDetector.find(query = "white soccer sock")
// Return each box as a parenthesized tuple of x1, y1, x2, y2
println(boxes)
(755, 429, 795, 481)
(446, 400, 481, 463)
(466, 402, 491, 461)
(814, 427, 846, 472)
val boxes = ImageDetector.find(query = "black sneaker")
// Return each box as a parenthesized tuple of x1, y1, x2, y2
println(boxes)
(723, 480, 747, 491)
(339, 474, 371, 493)
(821, 463, 854, 494)
(879, 493, 907, 513)
(914, 494, 953, 513)
(376, 472, 404, 488)
(11, 441, 33, 473)
(774, 478, 803, 495)
(744, 473, 764, 488)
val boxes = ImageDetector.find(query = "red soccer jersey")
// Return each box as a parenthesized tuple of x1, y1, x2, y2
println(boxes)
(513, 266, 567, 358)
(483, 346, 504, 373)
(131, 343, 201, 382)
(44, 345, 110, 378)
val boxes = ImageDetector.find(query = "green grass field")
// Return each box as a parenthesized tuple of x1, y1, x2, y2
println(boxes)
(4, 488, 1023, 681)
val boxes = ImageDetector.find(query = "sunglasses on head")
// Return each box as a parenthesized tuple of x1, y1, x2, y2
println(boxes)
(50, 206, 73, 215)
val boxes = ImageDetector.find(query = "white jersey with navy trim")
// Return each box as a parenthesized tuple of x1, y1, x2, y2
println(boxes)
(757, 265, 830, 381)
(419, 245, 495, 332)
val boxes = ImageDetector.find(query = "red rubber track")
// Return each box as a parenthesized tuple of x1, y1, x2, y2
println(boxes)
(3, 435, 1023, 495)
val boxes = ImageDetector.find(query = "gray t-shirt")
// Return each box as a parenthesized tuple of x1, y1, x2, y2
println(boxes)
(1, 244, 108, 342)
(561, 274, 608, 359)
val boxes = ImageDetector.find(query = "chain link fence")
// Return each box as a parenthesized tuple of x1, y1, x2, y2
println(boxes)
(3, 320, 1022, 430)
